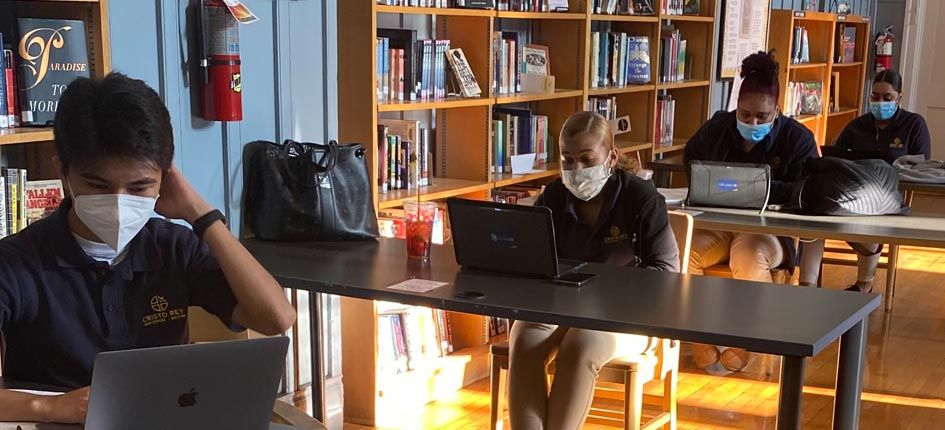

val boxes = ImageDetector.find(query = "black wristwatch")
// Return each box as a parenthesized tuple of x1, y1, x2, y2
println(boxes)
(192, 209, 227, 239)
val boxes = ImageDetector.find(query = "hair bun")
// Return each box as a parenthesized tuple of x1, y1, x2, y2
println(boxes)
(740, 51, 779, 82)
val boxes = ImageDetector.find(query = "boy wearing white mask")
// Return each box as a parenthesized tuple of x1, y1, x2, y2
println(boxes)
(0, 73, 296, 424)
(683, 51, 817, 373)
(507, 111, 679, 430)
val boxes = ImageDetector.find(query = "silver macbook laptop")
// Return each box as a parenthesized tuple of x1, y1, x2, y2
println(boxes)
(86, 337, 291, 430)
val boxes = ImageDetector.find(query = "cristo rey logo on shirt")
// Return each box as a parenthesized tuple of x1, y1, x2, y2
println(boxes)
(605, 226, 629, 244)
(151, 296, 169, 312)
(143, 295, 187, 327)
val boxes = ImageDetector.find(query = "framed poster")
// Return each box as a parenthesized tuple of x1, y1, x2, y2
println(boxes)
(719, 0, 771, 79)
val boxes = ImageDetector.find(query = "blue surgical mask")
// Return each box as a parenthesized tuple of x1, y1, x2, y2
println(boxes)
(736, 119, 774, 144)
(869, 101, 898, 121)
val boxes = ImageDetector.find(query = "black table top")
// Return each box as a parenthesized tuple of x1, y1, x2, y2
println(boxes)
(244, 238, 880, 357)
(681, 206, 945, 248)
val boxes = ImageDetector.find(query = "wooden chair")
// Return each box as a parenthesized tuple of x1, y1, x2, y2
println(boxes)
(489, 211, 693, 430)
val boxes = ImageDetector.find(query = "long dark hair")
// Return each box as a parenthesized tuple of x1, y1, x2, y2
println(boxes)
(738, 51, 780, 102)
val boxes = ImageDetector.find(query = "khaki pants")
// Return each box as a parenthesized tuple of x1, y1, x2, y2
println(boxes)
(508, 322, 652, 430)
(797, 239, 881, 286)
(688, 230, 785, 282)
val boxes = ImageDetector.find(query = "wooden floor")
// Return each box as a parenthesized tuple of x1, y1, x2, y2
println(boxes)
(327, 245, 945, 429)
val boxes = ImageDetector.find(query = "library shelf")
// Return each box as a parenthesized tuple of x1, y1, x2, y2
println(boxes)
(375, 5, 494, 17)
(377, 96, 492, 112)
(588, 84, 656, 96)
(495, 89, 584, 104)
(492, 163, 560, 188)
(0, 127, 55, 146)
(377, 178, 493, 210)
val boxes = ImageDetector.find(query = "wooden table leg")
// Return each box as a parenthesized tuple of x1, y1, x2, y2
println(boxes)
(885, 244, 899, 312)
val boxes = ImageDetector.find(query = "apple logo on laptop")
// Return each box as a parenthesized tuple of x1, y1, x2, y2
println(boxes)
(178, 388, 198, 408)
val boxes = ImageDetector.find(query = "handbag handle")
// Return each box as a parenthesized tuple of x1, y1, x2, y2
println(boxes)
(279, 139, 340, 188)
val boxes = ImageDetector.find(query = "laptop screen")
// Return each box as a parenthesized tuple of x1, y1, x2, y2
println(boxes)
(446, 198, 560, 277)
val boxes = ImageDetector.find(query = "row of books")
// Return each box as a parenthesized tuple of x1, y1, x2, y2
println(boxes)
(586, 95, 619, 120)
(498, 0, 568, 11)
(376, 33, 452, 102)
(659, 25, 691, 83)
(488, 316, 510, 337)
(784, 81, 823, 117)
(1, 20, 90, 128)
(0, 168, 63, 238)
(376, 0, 489, 7)
(492, 31, 524, 95)
(593, 0, 655, 15)
(491, 107, 552, 174)
(590, 32, 651, 88)
(0, 167, 26, 238)
(491, 185, 542, 205)
(835, 24, 857, 64)
(377, 305, 454, 375)
(376, 119, 435, 191)
(791, 26, 812, 64)
(654, 94, 676, 148)
(661, 0, 701, 15)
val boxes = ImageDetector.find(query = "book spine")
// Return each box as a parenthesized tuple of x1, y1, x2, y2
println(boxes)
(16, 169, 26, 232)
(4, 50, 17, 127)
(0, 34, 6, 129)
(0, 175, 6, 238)
(4, 169, 16, 235)
(376, 39, 383, 101)
(590, 32, 599, 88)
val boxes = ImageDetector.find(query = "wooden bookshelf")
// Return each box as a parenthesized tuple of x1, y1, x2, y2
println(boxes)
(825, 14, 870, 145)
(0, 127, 55, 146)
(0, 0, 110, 179)
(769, 11, 870, 146)
(336, 1, 716, 425)
(377, 178, 492, 210)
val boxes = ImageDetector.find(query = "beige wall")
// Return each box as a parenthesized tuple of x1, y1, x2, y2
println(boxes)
(902, 0, 945, 160)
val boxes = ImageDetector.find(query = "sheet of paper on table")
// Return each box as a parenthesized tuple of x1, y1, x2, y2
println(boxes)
(388, 279, 449, 293)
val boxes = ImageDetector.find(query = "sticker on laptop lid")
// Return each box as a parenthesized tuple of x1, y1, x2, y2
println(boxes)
(716, 179, 739, 192)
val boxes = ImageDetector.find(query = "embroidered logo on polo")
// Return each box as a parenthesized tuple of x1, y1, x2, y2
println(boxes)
(142, 295, 187, 327)
(605, 226, 629, 244)
(151, 296, 169, 312)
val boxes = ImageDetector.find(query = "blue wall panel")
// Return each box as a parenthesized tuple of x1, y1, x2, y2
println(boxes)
(107, 0, 337, 236)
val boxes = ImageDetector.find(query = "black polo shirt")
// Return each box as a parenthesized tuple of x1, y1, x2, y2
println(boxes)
(834, 109, 932, 164)
(0, 200, 239, 389)
(535, 169, 679, 272)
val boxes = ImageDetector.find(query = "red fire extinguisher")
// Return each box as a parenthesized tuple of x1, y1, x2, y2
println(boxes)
(199, 0, 243, 121)
(874, 26, 895, 75)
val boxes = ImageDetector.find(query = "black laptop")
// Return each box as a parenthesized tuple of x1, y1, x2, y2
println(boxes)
(821, 145, 886, 162)
(445, 198, 586, 278)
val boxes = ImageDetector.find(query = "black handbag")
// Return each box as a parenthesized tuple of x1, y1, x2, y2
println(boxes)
(243, 139, 379, 241)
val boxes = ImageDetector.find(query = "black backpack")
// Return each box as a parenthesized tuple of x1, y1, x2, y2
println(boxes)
(791, 156, 907, 216)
